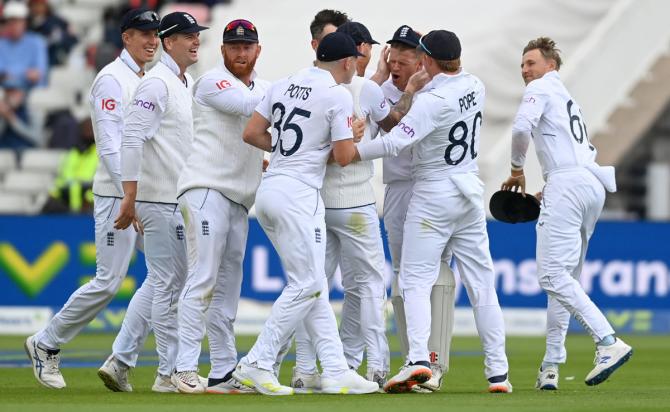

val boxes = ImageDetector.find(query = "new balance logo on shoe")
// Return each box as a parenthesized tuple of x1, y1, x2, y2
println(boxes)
(547, 374, 556, 379)
(598, 356, 612, 364)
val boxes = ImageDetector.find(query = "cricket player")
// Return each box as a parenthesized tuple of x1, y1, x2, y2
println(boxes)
(292, 20, 392, 391)
(500, 37, 632, 389)
(373, 25, 457, 392)
(234, 32, 379, 396)
(24, 8, 160, 390)
(113, 11, 208, 392)
(355, 30, 512, 394)
(171, 18, 269, 394)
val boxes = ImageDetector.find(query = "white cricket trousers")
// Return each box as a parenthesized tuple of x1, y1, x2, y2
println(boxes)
(242, 175, 349, 378)
(401, 174, 508, 379)
(294, 204, 389, 373)
(35, 196, 136, 349)
(175, 188, 247, 377)
(117, 201, 187, 376)
(538, 168, 615, 364)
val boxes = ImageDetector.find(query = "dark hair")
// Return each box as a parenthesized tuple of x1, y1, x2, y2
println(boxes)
(523, 37, 562, 70)
(309, 9, 348, 40)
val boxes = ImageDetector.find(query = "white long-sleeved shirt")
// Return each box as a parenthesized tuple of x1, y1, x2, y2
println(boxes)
(89, 49, 143, 197)
(177, 63, 270, 210)
(121, 52, 194, 203)
(511, 70, 597, 179)
(358, 71, 484, 181)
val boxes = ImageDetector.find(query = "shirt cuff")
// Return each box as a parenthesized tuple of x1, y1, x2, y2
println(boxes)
(357, 136, 387, 161)
(121, 146, 143, 182)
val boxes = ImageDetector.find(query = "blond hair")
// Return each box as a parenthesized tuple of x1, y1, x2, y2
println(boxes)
(523, 37, 562, 70)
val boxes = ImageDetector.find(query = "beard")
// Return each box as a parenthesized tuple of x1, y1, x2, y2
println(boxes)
(224, 53, 257, 78)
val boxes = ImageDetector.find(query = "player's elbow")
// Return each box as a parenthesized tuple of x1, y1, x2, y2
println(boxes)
(332, 141, 356, 167)
(242, 128, 256, 145)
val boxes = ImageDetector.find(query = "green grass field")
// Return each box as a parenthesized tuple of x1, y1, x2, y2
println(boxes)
(0, 333, 668, 412)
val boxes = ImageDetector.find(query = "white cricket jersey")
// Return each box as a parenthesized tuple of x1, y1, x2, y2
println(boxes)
(358, 71, 485, 181)
(256, 66, 354, 189)
(380, 80, 413, 183)
(511, 70, 597, 179)
(321, 76, 390, 208)
(177, 63, 270, 210)
(90, 49, 143, 197)
(122, 53, 194, 204)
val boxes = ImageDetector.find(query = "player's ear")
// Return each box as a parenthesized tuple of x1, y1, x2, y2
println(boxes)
(220, 44, 225, 56)
(256, 43, 262, 57)
(310, 38, 318, 52)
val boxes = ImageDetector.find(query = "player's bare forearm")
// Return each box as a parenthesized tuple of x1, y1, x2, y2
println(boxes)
(243, 112, 273, 151)
(244, 130, 273, 152)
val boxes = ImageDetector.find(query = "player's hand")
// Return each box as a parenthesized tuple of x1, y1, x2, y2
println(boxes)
(406, 68, 430, 93)
(352, 118, 365, 143)
(376, 45, 390, 78)
(262, 158, 269, 172)
(501, 174, 526, 196)
(534, 191, 543, 202)
(114, 196, 138, 230)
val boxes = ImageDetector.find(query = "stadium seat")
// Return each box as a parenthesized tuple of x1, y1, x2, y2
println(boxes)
(21, 149, 66, 175)
(1, 170, 55, 196)
(0, 192, 33, 214)
(0, 150, 17, 179)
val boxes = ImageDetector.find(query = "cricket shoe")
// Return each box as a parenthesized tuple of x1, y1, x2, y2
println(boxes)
(585, 338, 633, 386)
(418, 363, 443, 392)
(152, 374, 178, 393)
(535, 366, 558, 390)
(98, 355, 132, 392)
(366, 369, 387, 392)
(171, 370, 205, 394)
(383, 362, 432, 394)
(291, 367, 321, 394)
(321, 369, 380, 394)
(233, 361, 293, 396)
(487, 373, 513, 393)
(24, 335, 65, 389)
(207, 375, 255, 394)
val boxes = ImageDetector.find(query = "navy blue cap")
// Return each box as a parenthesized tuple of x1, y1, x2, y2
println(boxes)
(317, 32, 364, 62)
(120, 8, 160, 33)
(222, 19, 259, 43)
(387, 25, 420, 48)
(336, 21, 378, 45)
(158, 11, 208, 39)
(418, 30, 461, 60)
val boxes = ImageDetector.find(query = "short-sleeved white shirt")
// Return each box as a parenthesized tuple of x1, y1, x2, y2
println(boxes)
(256, 66, 354, 189)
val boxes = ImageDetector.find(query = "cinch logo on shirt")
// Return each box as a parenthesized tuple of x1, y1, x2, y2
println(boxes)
(524, 96, 536, 104)
(101, 98, 116, 111)
(133, 98, 156, 111)
(397, 121, 415, 138)
(216, 79, 232, 90)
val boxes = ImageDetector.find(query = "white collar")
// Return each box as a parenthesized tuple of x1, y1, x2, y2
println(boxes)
(160, 52, 181, 77)
(120, 49, 143, 75)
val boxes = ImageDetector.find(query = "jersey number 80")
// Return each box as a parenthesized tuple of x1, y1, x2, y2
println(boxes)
(444, 111, 483, 165)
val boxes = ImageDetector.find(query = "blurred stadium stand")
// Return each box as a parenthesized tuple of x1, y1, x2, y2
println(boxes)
(1, 0, 669, 219)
